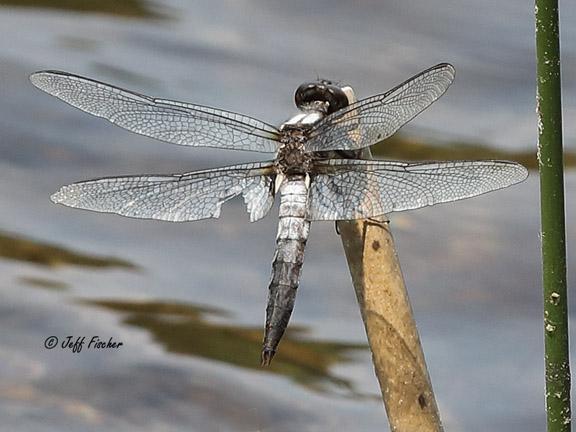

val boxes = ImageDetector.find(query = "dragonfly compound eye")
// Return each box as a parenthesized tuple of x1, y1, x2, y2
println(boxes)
(295, 80, 349, 114)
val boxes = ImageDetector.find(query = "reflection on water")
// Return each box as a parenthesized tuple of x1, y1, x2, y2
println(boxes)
(84, 298, 366, 395)
(18, 275, 69, 290)
(0, 230, 137, 269)
(0, 0, 163, 19)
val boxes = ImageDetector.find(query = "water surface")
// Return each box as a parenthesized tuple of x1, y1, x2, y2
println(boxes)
(0, 1, 574, 431)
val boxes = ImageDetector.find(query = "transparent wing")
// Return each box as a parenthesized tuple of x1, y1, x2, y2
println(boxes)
(30, 71, 280, 153)
(308, 159, 528, 221)
(51, 162, 276, 222)
(305, 64, 455, 152)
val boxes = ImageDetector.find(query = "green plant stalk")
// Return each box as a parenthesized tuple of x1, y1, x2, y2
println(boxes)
(535, 1, 570, 430)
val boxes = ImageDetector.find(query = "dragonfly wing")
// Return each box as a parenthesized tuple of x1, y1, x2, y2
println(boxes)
(308, 159, 528, 221)
(51, 162, 276, 222)
(305, 64, 455, 152)
(30, 71, 280, 153)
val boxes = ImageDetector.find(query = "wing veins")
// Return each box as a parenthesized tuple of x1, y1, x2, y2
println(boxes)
(308, 159, 528, 220)
(51, 162, 277, 222)
(30, 71, 280, 152)
(305, 64, 455, 152)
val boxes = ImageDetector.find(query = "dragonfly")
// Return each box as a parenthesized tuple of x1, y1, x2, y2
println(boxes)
(30, 63, 528, 365)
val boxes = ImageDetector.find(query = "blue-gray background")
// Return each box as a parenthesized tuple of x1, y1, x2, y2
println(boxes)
(0, 1, 574, 431)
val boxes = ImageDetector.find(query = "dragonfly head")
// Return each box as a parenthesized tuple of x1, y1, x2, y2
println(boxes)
(295, 79, 350, 114)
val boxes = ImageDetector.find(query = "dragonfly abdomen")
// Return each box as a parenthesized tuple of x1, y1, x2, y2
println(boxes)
(262, 175, 310, 366)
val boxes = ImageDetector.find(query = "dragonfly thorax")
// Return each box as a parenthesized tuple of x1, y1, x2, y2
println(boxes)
(275, 128, 312, 174)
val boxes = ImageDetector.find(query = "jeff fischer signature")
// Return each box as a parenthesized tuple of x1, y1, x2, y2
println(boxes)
(44, 336, 123, 352)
